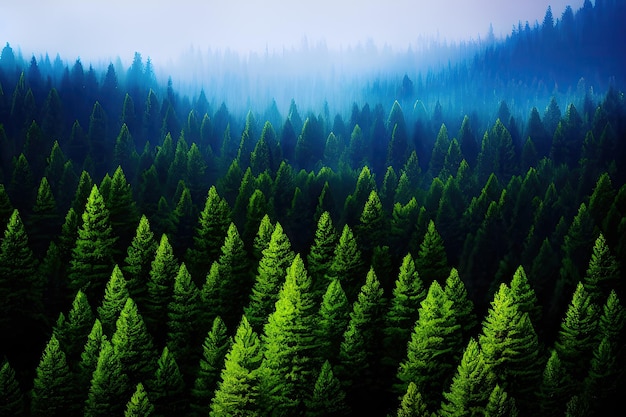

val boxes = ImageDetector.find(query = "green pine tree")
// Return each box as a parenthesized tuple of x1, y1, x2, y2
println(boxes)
(538, 349, 572, 417)
(77, 319, 105, 400)
(508, 265, 541, 328)
(416, 220, 449, 285)
(315, 278, 351, 364)
(305, 360, 348, 417)
(97, 265, 129, 336)
(0, 359, 24, 417)
(396, 382, 429, 417)
(84, 339, 130, 417)
(484, 384, 518, 417)
(149, 346, 186, 417)
(327, 224, 365, 301)
(582, 233, 620, 304)
(123, 215, 158, 307)
(124, 383, 154, 417)
(307, 211, 339, 300)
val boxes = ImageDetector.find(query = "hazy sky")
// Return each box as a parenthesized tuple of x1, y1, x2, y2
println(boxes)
(0, 0, 583, 65)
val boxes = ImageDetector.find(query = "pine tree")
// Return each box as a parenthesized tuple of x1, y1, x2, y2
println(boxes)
(28, 176, 60, 255)
(479, 283, 542, 414)
(443, 268, 477, 339)
(166, 262, 201, 379)
(259, 254, 318, 415)
(315, 278, 351, 364)
(111, 298, 157, 387)
(84, 339, 130, 417)
(384, 253, 426, 368)
(124, 383, 154, 417)
(327, 224, 365, 301)
(396, 382, 429, 417)
(538, 350, 571, 417)
(144, 234, 179, 340)
(97, 265, 129, 336)
(191, 316, 231, 416)
(508, 265, 541, 328)
(245, 222, 295, 330)
(252, 214, 274, 263)
(209, 316, 263, 417)
(31, 334, 77, 417)
(0, 359, 24, 417)
(416, 220, 449, 285)
(56, 289, 95, 365)
(149, 347, 186, 417)
(397, 280, 462, 410)
(582, 233, 620, 304)
(106, 166, 139, 257)
(484, 384, 518, 417)
(305, 360, 348, 417)
(68, 185, 117, 301)
(307, 211, 339, 300)
(440, 338, 496, 416)
(123, 215, 158, 305)
(77, 319, 105, 399)
(355, 189, 386, 259)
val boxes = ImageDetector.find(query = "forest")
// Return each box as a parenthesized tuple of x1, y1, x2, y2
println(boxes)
(0, 1, 625, 416)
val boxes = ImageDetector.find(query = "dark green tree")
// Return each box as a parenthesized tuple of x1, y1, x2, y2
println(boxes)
(429, 123, 450, 176)
(444, 268, 478, 340)
(77, 319, 105, 400)
(508, 265, 541, 329)
(538, 349, 572, 417)
(106, 166, 139, 257)
(315, 278, 350, 364)
(149, 347, 186, 417)
(28, 176, 61, 255)
(0, 359, 24, 417)
(327, 224, 365, 301)
(252, 214, 274, 264)
(305, 360, 348, 417)
(416, 220, 449, 285)
(123, 215, 158, 305)
(307, 211, 339, 300)
(96, 265, 129, 337)
(582, 233, 620, 304)
(84, 339, 130, 417)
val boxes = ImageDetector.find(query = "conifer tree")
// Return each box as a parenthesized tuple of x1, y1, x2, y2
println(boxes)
(416, 220, 449, 285)
(582, 233, 620, 304)
(508, 265, 541, 328)
(384, 253, 426, 367)
(71, 170, 93, 215)
(440, 338, 496, 416)
(68, 185, 117, 301)
(315, 278, 351, 364)
(443, 268, 477, 339)
(124, 383, 154, 417)
(538, 350, 571, 417)
(31, 334, 77, 417)
(252, 214, 274, 263)
(77, 319, 105, 399)
(84, 339, 130, 417)
(199, 262, 221, 331)
(144, 234, 179, 340)
(397, 280, 462, 410)
(29, 176, 60, 255)
(149, 346, 186, 417)
(166, 262, 201, 379)
(355, 189, 386, 258)
(57, 289, 95, 365)
(123, 215, 158, 304)
(245, 222, 295, 330)
(484, 384, 518, 417)
(210, 316, 263, 417)
(111, 298, 157, 387)
(0, 359, 24, 417)
(396, 382, 429, 417)
(327, 224, 365, 301)
(305, 360, 348, 417)
(191, 316, 231, 416)
(259, 254, 318, 415)
(106, 166, 139, 256)
(0, 184, 14, 228)
(307, 211, 338, 299)
(97, 265, 129, 336)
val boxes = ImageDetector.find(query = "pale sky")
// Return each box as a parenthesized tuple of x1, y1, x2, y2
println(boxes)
(0, 0, 583, 65)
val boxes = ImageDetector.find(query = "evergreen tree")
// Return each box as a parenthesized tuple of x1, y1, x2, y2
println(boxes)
(444, 268, 478, 340)
(209, 316, 263, 417)
(484, 384, 518, 417)
(538, 350, 571, 417)
(259, 254, 318, 415)
(97, 265, 129, 336)
(56, 289, 95, 365)
(582, 233, 620, 304)
(191, 316, 231, 416)
(396, 382, 429, 417)
(416, 220, 449, 285)
(508, 265, 541, 328)
(327, 224, 365, 301)
(397, 280, 462, 410)
(106, 166, 139, 257)
(440, 338, 496, 417)
(31, 334, 77, 417)
(307, 211, 339, 300)
(316, 278, 351, 364)
(111, 298, 157, 387)
(123, 215, 158, 305)
(84, 339, 130, 417)
(124, 383, 154, 417)
(305, 360, 348, 417)
(245, 222, 295, 330)
(0, 359, 24, 417)
(149, 347, 186, 417)
(28, 176, 60, 255)
(252, 214, 274, 263)
(68, 185, 117, 301)
(77, 319, 105, 399)
(355, 189, 386, 259)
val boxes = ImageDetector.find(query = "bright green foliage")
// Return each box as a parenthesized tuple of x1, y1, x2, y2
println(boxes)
(316, 279, 350, 364)
(144, 234, 179, 339)
(191, 316, 231, 416)
(582, 233, 620, 304)
(166, 263, 201, 378)
(538, 350, 572, 417)
(305, 360, 348, 417)
(337, 267, 386, 413)
(0, 359, 24, 416)
(84, 339, 130, 417)
(215, 222, 250, 327)
(397, 280, 462, 409)
(307, 211, 338, 300)
(440, 338, 496, 416)
(356, 190, 386, 257)
(245, 222, 295, 330)
(59, 289, 95, 364)
(598, 290, 625, 350)
(327, 224, 365, 301)
(252, 214, 274, 263)
(111, 298, 157, 387)
(484, 384, 518, 417)
(396, 382, 429, 417)
(97, 265, 129, 336)
(209, 316, 263, 417)
(416, 220, 449, 285)
(123, 215, 158, 305)
(479, 283, 542, 412)
(149, 346, 187, 417)
(124, 383, 154, 417)
(200, 262, 221, 330)
(31, 334, 76, 417)
(384, 254, 426, 367)
(508, 265, 541, 328)
(554, 282, 599, 386)
(259, 254, 318, 415)
(106, 166, 139, 255)
(68, 185, 117, 300)
(243, 189, 269, 250)
(444, 268, 477, 339)
(78, 319, 105, 397)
